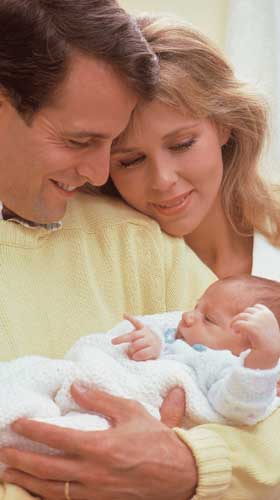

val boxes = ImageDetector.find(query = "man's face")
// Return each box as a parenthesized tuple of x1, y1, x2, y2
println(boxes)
(0, 54, 137, 223)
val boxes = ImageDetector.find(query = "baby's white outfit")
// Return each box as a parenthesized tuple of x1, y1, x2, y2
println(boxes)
(0, 311, 279, 461)
(156, 322, 280, 426)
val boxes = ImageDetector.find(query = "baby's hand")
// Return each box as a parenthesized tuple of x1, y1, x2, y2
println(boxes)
(231, 304, 280, 369)
(112, 314, 162, 361)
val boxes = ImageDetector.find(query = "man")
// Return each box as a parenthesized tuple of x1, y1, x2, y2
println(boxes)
(0, 1, 209, 499)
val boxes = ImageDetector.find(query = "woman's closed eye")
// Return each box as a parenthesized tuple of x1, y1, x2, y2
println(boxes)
(118, 155, 146, 168)
(169, 138, 196, 152)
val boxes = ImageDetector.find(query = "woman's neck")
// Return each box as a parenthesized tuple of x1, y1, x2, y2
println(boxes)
(184, 198, 253, 279)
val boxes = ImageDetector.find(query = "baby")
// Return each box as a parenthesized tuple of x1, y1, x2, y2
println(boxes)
(0, 274, 279, 463)
(112, 274, 280, 424)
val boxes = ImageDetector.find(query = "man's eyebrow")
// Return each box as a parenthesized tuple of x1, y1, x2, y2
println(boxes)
(64, 131, 110, 139)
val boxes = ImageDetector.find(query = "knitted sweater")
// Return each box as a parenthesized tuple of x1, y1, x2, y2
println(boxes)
(0, 192, 215, 360)
(0, 193, 280, 500)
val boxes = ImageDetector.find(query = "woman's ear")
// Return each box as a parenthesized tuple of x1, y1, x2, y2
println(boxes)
(219, 125, 231, 147)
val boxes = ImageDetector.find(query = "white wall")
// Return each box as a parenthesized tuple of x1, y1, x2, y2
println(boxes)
(119, 0, 229, 48)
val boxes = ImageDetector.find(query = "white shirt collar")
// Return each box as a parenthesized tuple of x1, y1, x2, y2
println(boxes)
(0, 200, 62, 232)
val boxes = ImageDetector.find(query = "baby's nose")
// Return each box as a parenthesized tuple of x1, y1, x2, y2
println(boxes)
(181, 311, 196, 326)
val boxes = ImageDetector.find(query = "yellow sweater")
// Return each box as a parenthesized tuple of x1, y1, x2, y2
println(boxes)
(0, 193, 279, 500)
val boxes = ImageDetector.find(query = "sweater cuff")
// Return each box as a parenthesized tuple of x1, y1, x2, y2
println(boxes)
(0, 483, 41, 499)
(173, 427, 232, 499)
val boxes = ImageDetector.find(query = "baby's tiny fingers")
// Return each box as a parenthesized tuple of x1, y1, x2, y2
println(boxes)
(252, 303, 267, 309)
(231, 312, 251, 326)
(123, 313, 145, 330)
(242, 306, 260, 314)
(128, 337, 149, 355)
(231, 319, 254, 334)
(112, 330, 141, 345)
(112, 333, 132, 345)
(132, 346, 157, 361)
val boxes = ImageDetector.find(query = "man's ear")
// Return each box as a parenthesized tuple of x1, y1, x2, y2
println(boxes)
(0, 91, 17, 124)
(0, 91, 11, 113)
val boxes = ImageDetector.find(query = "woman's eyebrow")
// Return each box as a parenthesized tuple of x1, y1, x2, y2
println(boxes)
(163, 122, 200, 140)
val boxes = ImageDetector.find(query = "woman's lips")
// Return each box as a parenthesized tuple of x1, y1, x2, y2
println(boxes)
(151, 190, 194, 216)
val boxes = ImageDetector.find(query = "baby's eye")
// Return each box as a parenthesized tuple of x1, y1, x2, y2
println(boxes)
(205, 316, 215, 324)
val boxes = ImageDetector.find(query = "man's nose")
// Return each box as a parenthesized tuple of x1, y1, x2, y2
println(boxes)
(76, 149, 110, 186)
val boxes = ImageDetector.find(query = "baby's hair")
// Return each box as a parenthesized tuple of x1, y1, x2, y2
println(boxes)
(219, 275, 280, 325)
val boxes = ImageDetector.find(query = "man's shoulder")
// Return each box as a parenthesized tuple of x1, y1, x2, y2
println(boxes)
(63, 192, 162, 234)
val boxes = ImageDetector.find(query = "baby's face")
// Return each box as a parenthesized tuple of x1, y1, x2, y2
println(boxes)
(176, 281, 251, 354)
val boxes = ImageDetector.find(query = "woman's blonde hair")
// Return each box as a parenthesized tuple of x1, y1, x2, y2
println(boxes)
(134, 15, 280, 245)
(97, 15, 280, 245)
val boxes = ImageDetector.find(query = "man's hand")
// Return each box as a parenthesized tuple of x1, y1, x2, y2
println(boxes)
(231, 303, 280, 369)
(112, 314, 162, 361)
(0, 385, 197, 500)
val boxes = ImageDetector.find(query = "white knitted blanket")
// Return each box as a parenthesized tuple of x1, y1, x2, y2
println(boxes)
(0, 312, 260, 460)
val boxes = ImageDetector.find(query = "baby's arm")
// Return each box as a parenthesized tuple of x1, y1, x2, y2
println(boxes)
(207, 355, 280, 425)
(231, 304, 280, 369)
(207, 305, 280, 424)
(112, 314, 162, 361)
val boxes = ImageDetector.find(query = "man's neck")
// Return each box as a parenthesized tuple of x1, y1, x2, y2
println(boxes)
(0, 201, 62, 231)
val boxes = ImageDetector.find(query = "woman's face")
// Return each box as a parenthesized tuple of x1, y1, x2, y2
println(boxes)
(110, 100, 229, 237)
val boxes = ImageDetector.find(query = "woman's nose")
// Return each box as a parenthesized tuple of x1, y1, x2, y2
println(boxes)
(149, 158, 178, 191)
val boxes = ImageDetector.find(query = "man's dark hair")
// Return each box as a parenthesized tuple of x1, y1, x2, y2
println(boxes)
(0, 0, 158, 119)
(220, 275, 280, 325)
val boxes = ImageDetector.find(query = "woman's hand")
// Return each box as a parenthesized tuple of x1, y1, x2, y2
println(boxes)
(112, 314, 162, 361)
(0, 384, 197, 500)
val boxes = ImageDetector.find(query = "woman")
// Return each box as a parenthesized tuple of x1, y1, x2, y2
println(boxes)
(107, 15, 280, 499)
(109, 16, 280, 280)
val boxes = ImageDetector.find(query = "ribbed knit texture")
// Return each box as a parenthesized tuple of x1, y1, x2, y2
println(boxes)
(0, 485, 40, 500)
(174, 427, 232, 499)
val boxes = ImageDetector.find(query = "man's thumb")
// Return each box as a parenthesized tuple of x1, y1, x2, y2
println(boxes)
(160, 386, 186, 427)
